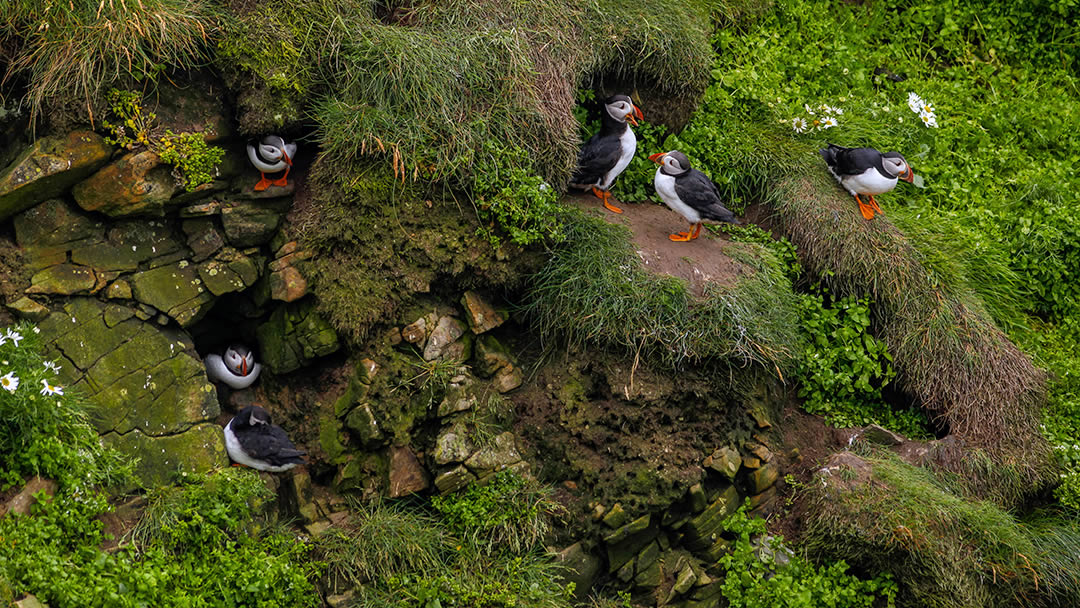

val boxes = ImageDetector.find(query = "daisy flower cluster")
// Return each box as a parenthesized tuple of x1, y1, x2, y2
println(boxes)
(789, 103, 843, 134)
(907, 92, 939, 128)
(0, 326, 64, 396)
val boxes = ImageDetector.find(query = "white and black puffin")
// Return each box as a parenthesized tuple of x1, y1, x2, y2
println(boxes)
(649, 150, 739, 241)
(820, 143, 915, 220)
(205, 344, 262, 390)
(246, 135, 297, 191)
(224, 405, 306, 472)
(569, 94, 644, 214)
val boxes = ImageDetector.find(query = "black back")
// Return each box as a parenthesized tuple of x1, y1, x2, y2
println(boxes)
(819, 143, 889, 177)
(232, 406, 306, 466)
(570, 100, 630, 186)
(674, 169, 739, 224)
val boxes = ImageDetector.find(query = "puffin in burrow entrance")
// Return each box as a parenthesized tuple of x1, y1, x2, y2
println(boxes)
(246, 135, 297, 191)
(649, 150, 739, 242)
(205, 344, 262, 390)
(224, 405, 306, 472)
(569, 94, 644, 214)
(820, 144, 915, 220)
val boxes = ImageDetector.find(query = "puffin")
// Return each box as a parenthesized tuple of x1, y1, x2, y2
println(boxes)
(224, 405, 306, 472)
(246, 135, 297, 191)
(820, 144, 915, 220)
(205, 344, 262, 390)
(569, 94, 644, 214)
(649, 150, 739, 241)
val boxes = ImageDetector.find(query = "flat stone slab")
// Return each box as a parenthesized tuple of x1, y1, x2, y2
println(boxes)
(102, 423, 228, 487)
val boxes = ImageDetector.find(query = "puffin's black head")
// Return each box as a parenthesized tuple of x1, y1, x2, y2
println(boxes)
(234, 405, 272, 429)
(648, 150, 692, 176)
(603, 94, 644, 126)
(881, 151, 915, 182)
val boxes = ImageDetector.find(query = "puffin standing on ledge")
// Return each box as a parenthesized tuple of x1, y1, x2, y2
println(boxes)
(569, 94, 644, 214)
(820, 144, 915, 220)
(224, 405, 306, 472)
(247, 135, 297, 191)
(205, 344, 262, 390)
(649, 150, 739, 242)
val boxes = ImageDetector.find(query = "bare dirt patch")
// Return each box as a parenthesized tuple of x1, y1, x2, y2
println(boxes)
(565, 193, 753, 296)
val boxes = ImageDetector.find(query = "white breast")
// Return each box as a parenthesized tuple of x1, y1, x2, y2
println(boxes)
(654, 169, 701, 223)
(599, 127, 637, 190)
(224, 420, 297, 472)
(841, 167, 898, 196)
(205, 354, 261, 390)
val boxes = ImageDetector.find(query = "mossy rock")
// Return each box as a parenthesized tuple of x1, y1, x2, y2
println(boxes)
(102, 423, 228, 488)
(255, 298, 340, 374)
(129, 262, 215, 327)
(72, 150, 181, 217)
(0, 131, 111, 221)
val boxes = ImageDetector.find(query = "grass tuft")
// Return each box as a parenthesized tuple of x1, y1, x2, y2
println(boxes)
(524, 208, 803, 373)
(0, 0, 219, 126)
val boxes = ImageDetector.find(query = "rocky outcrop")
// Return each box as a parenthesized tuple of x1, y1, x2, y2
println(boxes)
(0, 131, 111, 221)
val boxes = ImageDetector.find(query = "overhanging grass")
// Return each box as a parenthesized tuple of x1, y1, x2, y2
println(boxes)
(523, 208, 803, 373)
(218, 0, 728, 187)
(0, 0, 219, 125)
(806, 452, 1080, 608)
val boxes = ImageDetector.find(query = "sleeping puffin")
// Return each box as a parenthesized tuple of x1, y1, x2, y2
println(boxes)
(569, 94, 644, 214)
(205, 345, 261, 390)
(246, 135, 297, 191)
(820, 144, 915, 220)
(224, 405, 306, 472)
(649, 150, 739, 241)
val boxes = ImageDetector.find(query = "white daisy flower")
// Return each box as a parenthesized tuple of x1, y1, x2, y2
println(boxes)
(919, 111, 939, 128)
(792, 117, 808, 133)
(32, 327, 40, 334)
(43, 361, 61, 374)
(1, 372, 18, 392)
(907, 92, 924, 113)
(804, 104, 815, 116)
(5, 329, 22, 346)
(40, 379, 63, 396)
(0, 336, 6, 347)
(842, 67, 850, 74)
(819, 116, 839, 129)
(921, 102, 934, 115)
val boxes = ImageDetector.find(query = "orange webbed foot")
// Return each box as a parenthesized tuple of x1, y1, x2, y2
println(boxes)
(855, 194, 876, 220)
(254, 173, 272, 191)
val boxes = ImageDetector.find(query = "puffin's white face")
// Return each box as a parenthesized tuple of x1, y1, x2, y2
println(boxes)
(224, 346, 255, 377)
(882, 155, 912, 180)
(258, 144, 284, 162)
(661, 154, 688, 174)
(605, 99, 632, 121)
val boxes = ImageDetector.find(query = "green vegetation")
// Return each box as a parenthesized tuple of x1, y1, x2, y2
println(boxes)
(0, 323, 319, 607)
(806, 452, 1080, 608)
(320, 473, 574, 608)
(719, 502, 897, 608)
(525, 208, 804, 371)
(431, 470, 564, 554)
(0, 0, 218, 125)
(102, 89, 224, 192)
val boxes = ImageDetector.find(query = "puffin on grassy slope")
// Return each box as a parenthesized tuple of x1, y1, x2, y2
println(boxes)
(205, 344, 261, 390)
(224, 405, 306, 472)
(569, 94, 644, 214)
(649, 150, 739, 242)
(820, 143, 914, 220)
(246, 135, 297, 191)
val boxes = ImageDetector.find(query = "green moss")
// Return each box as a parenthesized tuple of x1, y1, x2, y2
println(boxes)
(294, 160, 526, 345)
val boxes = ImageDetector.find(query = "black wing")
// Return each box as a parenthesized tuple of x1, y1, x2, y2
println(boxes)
(569, 132, 622, 186)
(820, 143, 881, 176)
(243, 425, 306, 466)
(675, 169, 739, 224)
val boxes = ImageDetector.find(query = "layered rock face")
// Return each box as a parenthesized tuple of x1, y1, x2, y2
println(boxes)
(1, 81, 338, 486)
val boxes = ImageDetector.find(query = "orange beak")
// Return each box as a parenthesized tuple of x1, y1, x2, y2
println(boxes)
(649, 152, 666, 164)
(900, 167, 915, 183)
(626, 105, 644, 127)
(241, 359, 248, 376)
